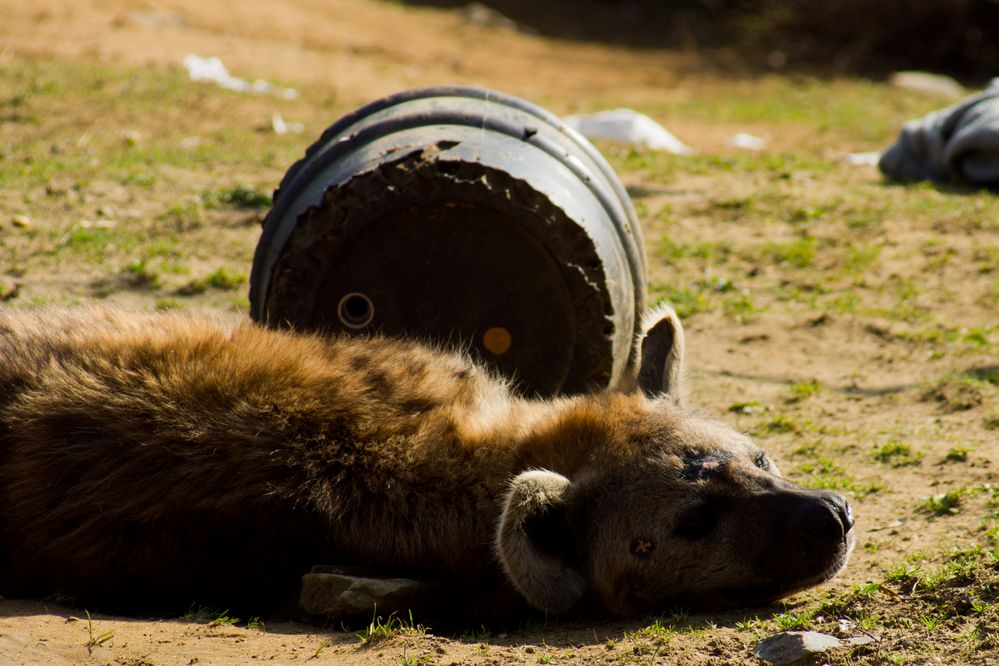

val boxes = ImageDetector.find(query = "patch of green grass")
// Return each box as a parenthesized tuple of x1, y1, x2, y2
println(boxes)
(943, 445, 974, 463)
(310, 639, 331, 659)
(922, 484, 997, 518)
(58, 226, 142, 262)
(797, 456, 839, 476)
(355, 609, 424, 646)
(871, 322, 995, 351)
(155, 297, 184, 311)
(177, 267, 247, 296)
(923, 490, 963, 516)
(772, 608, 815, 631)
(841, 243, 882, 273)
(208, 184, 272, 210)
(84, 610, 114, 650)
(873, 440, 924, 467)
(762, 236, 817, 269)
(722, 291, 763, 321)
(207, 610, 239, 628)
(206, 267, 247, 290)
(728, 400, 763, 415)
(648, 286, 713, 319)
(120, 258, 161, 289)
(632, 617, 674, 642)
(183, 605, 223, 622)
(641, 76, 942, 144)
(657, 238, 732, 261)
(974, 245, 999, 273)
(0, 58, 308, 192)
(787, 379, 821, 403)
(968, 367, 999, 386)
(754, 414, 802, 435)
(814, 476, 883, 499)
(161, 197, 206, 230)
(796, 456, 883, 499)
(459, 625, 491, 642)
(788, 204, 829, 225)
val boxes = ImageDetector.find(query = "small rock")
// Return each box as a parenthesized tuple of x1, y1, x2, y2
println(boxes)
(889, 71, 965, 99)
(299, 569, 442, 618)
(754, 631, 841, 665)
(11, 214, 31, 228)
(460, 3, 519, 31)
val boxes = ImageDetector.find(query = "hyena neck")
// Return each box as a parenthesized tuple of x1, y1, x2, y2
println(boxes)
(509, 392, 645, 477)
(316, 392, 632, 578)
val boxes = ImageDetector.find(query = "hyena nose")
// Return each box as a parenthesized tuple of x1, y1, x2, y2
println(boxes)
(797, 491, 854, 547)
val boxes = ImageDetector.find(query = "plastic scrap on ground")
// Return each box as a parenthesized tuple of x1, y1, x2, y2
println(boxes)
(846, 151, 882, 166)
(727, 132, 766, 151)
(879, 77, 999, 186)
(563, 109, 694, 155)
(182, 54, 298, 100)
(271, 113, 305, 135)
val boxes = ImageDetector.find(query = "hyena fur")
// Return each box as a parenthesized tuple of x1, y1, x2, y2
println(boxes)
(0, 305, 854, 617)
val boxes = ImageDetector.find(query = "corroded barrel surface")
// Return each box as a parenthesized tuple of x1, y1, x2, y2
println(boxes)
(250, 86, 646, 396)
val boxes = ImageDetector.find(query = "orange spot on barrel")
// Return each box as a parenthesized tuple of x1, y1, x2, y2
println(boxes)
(483, 327, 512, 355)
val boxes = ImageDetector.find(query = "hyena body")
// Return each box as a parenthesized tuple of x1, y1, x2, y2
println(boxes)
(0, 306, 854, 616)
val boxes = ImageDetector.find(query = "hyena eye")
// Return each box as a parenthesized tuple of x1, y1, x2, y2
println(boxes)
(674, 504, 720, 541)
(755, 453, 770, 470)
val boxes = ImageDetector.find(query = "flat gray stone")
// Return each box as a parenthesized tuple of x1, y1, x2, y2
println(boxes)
(754, 631, 842, 665)
(299, 568, 441, 619)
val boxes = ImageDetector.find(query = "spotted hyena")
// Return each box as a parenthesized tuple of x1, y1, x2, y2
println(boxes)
(0, 305, 854, 617)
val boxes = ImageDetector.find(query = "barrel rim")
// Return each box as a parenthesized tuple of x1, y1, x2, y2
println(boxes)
(251, 86, 646, 332)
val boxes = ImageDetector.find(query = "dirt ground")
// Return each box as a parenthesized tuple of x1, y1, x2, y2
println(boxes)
(1, 1, 997, 664)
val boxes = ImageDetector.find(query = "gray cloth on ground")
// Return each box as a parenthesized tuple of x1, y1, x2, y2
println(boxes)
(879, 78, 999, 185)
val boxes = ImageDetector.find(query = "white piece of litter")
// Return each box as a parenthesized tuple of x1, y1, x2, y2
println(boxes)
(847, 151, 882, 166)
(271, 112, 305, 135)
(183, 54, 298, 100)
(727, 132, 766, 151)
(563, 109, 694, 155)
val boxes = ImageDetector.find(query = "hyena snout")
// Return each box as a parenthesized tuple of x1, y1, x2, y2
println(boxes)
(728, 487, 857, 605)
(791, 490, 855, 549)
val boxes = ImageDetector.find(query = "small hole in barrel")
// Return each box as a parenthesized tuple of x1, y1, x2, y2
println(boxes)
(337, 293, 374, 329)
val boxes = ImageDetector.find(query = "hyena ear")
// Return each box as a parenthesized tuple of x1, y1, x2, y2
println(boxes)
(636, 303, 686, 402)
(495, 470, 585, 614)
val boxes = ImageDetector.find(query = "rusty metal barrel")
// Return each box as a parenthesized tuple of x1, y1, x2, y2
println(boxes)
(249, 86, 646, 396)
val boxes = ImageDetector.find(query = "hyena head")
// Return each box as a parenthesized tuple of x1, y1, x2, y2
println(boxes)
(496, 305, 855, 615)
